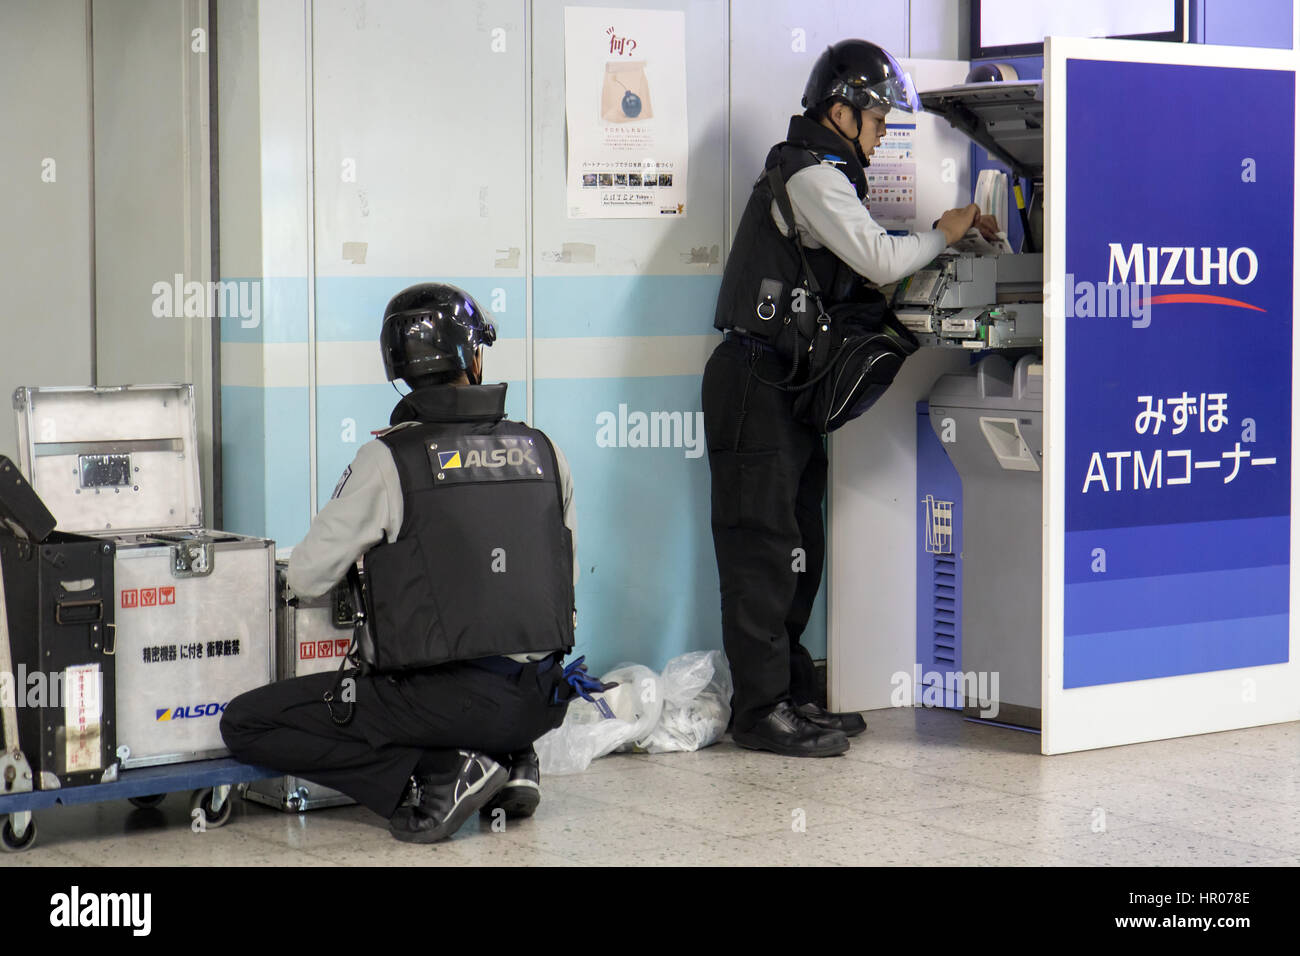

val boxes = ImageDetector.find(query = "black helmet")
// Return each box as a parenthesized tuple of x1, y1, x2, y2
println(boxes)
(801, 39, 921, 115)
(380, 282, 496, 383)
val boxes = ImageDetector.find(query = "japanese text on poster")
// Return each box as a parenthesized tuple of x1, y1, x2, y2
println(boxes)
(564, 7, 689, 219)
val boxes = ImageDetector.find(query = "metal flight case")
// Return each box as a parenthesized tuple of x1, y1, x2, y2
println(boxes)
(0, 455, 118, 795)
(12, 384, 275, 770)
(242, 560, 357, 812)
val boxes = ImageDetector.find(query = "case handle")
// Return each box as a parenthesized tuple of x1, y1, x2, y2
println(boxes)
(55, 598, 103, 626)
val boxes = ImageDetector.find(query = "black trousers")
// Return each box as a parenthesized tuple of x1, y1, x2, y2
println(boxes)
(702, 336, 826, 732)
(220, 659, 567, 818)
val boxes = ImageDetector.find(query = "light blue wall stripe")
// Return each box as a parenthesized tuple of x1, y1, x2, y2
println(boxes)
(220, 386, 266, 536)
(220, 385, 311, 547)
(220, 277, 526, 344)
(533, 373, 827, 675)
(534, 275, 721, 338)
(263, 386, 312, 546)
(219, 276, 307, 344)
(534, 374, 715, 673)
(314, 277, 527, 342)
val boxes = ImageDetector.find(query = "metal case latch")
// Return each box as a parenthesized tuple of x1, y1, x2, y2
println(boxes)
(170, 539, 214, 578)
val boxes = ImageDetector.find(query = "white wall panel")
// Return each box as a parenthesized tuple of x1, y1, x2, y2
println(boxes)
(728, 0, 909, 241)
(532, 0, 728, 277)
(0, 0, 94, 461)
(311, 0, 527, 278)
(909, 0, 965, 59)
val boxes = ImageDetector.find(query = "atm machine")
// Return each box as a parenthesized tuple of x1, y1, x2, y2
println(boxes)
(833, 42, 1299, 752)
(897, 79, 1046, 728)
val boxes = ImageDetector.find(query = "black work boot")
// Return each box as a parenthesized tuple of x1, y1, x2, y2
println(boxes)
(389, 750, 507, 843)
(732, 700, 849, 757)
(481, 745, 541, 819)
(795, 701, 867, 737)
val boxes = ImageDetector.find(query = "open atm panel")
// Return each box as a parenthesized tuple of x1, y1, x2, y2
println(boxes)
(893, 81, 1044, 352)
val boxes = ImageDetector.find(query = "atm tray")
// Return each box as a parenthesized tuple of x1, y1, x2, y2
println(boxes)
(0, 757, 277, 852)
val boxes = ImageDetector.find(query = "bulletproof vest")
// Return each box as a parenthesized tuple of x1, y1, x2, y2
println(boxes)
(362, 384, 574, 669)
(714, 114, 879, 343)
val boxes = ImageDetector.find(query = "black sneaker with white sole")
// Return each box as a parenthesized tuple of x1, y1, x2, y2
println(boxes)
(482, 746, 541, 819)
(389, 750, 507, 843)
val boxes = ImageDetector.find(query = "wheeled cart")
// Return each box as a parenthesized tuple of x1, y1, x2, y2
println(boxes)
(0, 757, 276, 853)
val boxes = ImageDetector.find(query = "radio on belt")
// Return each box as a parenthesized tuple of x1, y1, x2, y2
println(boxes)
(12, 385, 274, 769)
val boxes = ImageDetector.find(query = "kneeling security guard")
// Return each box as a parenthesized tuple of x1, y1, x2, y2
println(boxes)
(221, 282, 583, 842)
(703, 40, 996, 758)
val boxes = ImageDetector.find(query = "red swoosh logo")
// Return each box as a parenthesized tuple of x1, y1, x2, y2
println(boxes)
(1146, 293, 1265, 312)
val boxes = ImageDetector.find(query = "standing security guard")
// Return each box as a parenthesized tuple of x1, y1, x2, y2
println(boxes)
(704, 40, 995, 757)
(222, 282, 582, 842)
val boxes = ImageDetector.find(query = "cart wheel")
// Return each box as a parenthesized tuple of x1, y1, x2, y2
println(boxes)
(128, 793, 166, 809)
(1, 816, 37, 852)
(190, 788, 234, 828)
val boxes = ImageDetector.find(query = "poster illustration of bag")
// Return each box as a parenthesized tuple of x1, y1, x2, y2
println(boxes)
(602, 60, 653, 122)
(564, 6, 687, 219)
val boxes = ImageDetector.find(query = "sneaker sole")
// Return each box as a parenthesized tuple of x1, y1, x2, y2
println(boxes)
(390, 764, 509, 844)
(481, 780, 540, 819)
(732, 730, 849, 757)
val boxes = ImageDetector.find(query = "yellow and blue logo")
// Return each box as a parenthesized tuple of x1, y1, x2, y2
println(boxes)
(437, 450, 462, 469)
(156, 702, 227, 720)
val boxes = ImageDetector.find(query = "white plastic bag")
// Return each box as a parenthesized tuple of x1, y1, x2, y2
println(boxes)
(534, 663, 662, 774)
(602, 663, 665, 750)
(640, 650, 733, 754)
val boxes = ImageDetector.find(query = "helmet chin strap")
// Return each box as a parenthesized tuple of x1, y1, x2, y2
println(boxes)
(829, 106, 869, 166)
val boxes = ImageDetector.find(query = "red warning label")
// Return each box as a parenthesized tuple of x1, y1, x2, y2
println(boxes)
(316, 640, 334, 659)
(159, 586, 176, 605)
(121, 589, 138, 608)
(334, 639, 349, 657)
(300, 641, 315, 660)
(140, 588, 157, 607)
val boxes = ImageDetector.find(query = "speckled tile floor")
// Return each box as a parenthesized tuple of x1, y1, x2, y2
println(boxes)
(4, 707, 1299, 866)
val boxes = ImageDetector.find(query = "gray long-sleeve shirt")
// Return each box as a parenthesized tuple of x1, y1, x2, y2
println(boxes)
(772, 162, 947, 286)
(287, 422, 578, 662)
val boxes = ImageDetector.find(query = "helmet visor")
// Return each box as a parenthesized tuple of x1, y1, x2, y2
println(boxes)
(869, 71, 921, 113)
(828, 69, 922, 115)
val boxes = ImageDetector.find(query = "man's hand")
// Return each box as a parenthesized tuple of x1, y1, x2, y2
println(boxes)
(936, 203, 980, 245)
(974, 213, 1001, 241)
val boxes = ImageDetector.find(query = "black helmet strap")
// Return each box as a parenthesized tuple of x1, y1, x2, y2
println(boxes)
(826, 101, 869, 165)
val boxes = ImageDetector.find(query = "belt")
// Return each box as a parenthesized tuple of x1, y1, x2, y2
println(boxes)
(724, 329, 783, 355)
(722, 329, 780, 358)
(465, 653, 561, 678)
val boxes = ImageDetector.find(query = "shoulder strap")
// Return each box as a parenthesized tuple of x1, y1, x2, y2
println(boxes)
(765, 163, 829, 312)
